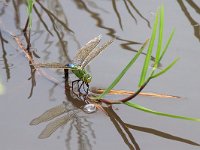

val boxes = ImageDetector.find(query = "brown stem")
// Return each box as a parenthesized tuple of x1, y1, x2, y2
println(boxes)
(23, 17, 29, 33)
(99, 78, 151, 104)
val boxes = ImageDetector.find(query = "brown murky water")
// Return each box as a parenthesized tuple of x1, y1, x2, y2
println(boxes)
(0, 1, 200, 150)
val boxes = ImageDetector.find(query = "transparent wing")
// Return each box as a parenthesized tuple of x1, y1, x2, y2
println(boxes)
(38, 110, 80, 139)
(73, 35, 102, 65)
(30, 102, 73, 125)
(31, 63, 70, 69)
(81, 38, 114, 68)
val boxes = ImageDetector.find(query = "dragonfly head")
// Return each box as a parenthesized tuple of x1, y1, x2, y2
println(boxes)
(83, 73, 92, 83)
(65, 63, 76, 69)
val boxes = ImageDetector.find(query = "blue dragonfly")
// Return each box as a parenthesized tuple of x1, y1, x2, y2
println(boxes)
(33, 35, 114, 94)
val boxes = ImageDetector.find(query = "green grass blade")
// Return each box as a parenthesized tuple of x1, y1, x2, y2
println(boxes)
(27, 0, 35, 28)
(138, 9, 159, 87)
(151, 58, 179, 79)
(155, 6, 164, 67)
(125, 101, 200, 122)
(159, 29, 175, 63)
(96, 39, 149, 100)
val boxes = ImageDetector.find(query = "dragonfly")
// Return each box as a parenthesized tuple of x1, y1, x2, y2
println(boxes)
(32, 35, 114, 94)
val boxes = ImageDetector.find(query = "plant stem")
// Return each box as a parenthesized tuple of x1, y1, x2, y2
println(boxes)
(99, 77, 151, 104)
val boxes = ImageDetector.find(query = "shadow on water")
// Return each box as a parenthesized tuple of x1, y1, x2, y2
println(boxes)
(73, 0, 145, 49)
(111, 0, 151, 30)
(3, 0, 155, 62)
(72, 0, 158, 62)
(105, 107, 200, 150)
(0, 30, 10, 80)
(29, 81, 200, 150)
(29, 77, 95, 150)
(177, 0, 200, 42)
(34, 0, 75, 62)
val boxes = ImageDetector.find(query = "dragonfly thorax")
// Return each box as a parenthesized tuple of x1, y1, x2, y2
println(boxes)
(82, 73, 92, 83)
(68, 64, 92, 83)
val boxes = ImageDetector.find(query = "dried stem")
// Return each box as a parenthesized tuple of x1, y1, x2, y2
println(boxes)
(91, 78, 151, 104)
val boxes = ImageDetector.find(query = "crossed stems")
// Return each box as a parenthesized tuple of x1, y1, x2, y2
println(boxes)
(70, 76, 151, 105)
(97, 78, 150, 104)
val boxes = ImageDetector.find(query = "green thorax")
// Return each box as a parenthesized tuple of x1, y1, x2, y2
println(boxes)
(71, 65, 92, 83)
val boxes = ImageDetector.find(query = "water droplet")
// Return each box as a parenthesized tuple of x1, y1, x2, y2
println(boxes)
(83, 104, 96, 114)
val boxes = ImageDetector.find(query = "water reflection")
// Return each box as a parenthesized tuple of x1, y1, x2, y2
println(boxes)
(73, 0, 116, 38)
(30, 95, 200, 150)
(2, 0, 153, 65)
(1, 1, 200, 149)
(27, 67, 36, 98)
(35, 0, 74, 62)
(0, 1, 8, 16)
(0, 30, 10, 80)
(177, 0, 200, 42)
(72, 0, 152, 59)
(30, 81, 95, 150)
(12, 0, 23, 30)
(105, 106, 200, 150)
(111, 0, 151, 30)
(85, 0, 109, 13)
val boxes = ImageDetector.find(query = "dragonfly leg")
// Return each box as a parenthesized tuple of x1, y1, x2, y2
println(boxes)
(83, 83, 89, 95)
(78, 81, 84, 93)
(71, 80, 90, 100)
(72, 80, 80, 94)
(82, 83, 90, 103)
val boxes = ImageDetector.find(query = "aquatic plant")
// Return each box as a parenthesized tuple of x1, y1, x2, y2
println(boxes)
(27, 0, 35, 29)
(95, 6, 200, 122)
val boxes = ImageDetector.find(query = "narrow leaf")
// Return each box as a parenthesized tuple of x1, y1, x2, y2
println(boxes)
(138, 10, 159, 87)
(27, 0, 35, 28)
(155, 6, 164, 67)
(125, 101, 200, 122)
(151, 58, 179, 79)
(159, 29, 175, 63)
(96, 39, 149, 100)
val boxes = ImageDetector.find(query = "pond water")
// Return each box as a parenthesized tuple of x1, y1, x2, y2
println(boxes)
(0, 1, 200, 150)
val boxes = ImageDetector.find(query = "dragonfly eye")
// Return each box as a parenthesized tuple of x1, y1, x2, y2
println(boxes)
(66, 63, 75, 68)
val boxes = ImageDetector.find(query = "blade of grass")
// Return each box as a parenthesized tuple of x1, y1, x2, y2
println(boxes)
(125, 101, 200, 122)
(155, 6, 164, 67)
(159, 29, 175, 63)
(138, 9, 159, 87)
(27, 0, 35, 28)
(151, 58, 179, 79)
(96, 39, 149, 100)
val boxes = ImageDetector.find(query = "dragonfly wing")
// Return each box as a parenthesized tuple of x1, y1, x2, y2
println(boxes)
(30, 102, 74, 125)
(73, 35, 102, 65)
(38, 110, 80, 139)
(81, 38, 114, 68)
(31, 63, 70, 69)
(30, 103, 68, 125)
